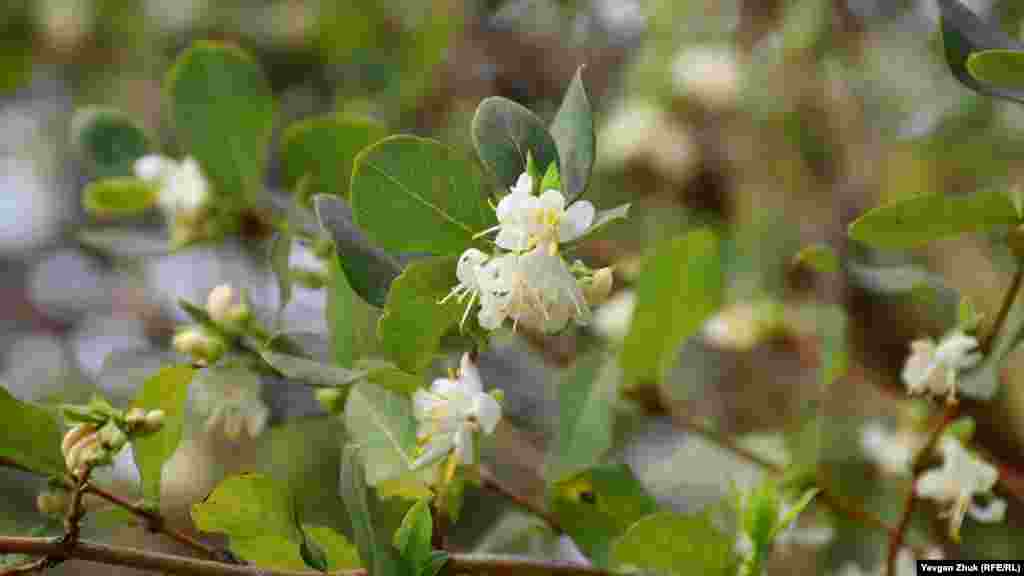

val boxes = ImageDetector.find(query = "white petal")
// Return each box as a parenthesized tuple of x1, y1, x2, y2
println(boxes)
(413, 389, 443, 421)
(902, 347, 936, 394)
(969, 497, 1007, 523)
(429, 377, 460, 398)
(497, 188, 532, 223)
(458, 353, 484, 395)
(560, 200, 596, 242)
(510, 172, 533, 196)
(457, 249, 489, 287)
(537, 189, 566, 213)
(472, 392, 502, 434)
(494, 227, 529, 251)
(477, 302, 506, 330)
(916, 468, 956, 502)
(452, 424, 474, 464)
(410, 436, 454, 470)
(134, 154, 173, 182)
(936, 331, 978, 362)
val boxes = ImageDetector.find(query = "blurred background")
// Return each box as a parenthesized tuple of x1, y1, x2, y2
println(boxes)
(3, 0, 1024, 574)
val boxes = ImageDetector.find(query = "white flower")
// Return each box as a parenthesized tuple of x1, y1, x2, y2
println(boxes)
(193, 367, 269, 441)
(439, 249, 492, 330)
(411, 353, 502, 470)
(479, 172, 595, 252)
(476, 246, 591, 333)
(916, 436, 1005, 541)
(859, 421, 924, 477)
(901, 330, 981, 402)
(134, 154, 210, 215)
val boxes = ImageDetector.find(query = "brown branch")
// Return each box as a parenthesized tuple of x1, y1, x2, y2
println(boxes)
(83, 483, 222, 559)
(0, 536, 615, 576)
(480, 466, 564, 534)
(885, 406, 958, 576)
(980, 261, 1024, 355)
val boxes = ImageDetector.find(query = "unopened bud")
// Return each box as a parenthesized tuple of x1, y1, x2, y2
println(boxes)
(61, 424, 96, 461)
(125, 407, 146, 428)
(98, 421, 128, 452)
(206, 284, 236, 323)
(143, 409, 165, 433)
(172, 327, 226, 366)
(583, 267, 614, 307)
(36, 492, 67, 516)
(315, 388, 346, 414)
(64, 431, 101, 476)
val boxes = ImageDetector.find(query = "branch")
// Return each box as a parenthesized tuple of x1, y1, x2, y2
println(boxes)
(0, 536, 615, 576)
(980, 261, 1024, 355)
(480, 467, 564, 534)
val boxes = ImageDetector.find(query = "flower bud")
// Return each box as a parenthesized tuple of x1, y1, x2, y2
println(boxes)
(64, 431, 101, 476)
(583, 267, 614, 307)
(206, 284, 236, 323)
(97, 421, 128, 452)
(36, 492, 68, 516)
(125, 407, 147, 428)
(143, 409, 165, 433)
(315, 388, 346, 414)
(172, 327, 226, 366)
(61, 423, 97, 461)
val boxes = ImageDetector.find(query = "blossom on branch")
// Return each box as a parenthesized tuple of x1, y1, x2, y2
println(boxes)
(915, 436, 1005, 542)
(901, 330, 981, 403)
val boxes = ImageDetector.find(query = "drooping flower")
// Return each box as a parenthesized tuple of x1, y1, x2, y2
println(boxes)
(410, 352, 502, 471)
(478, 171, 595, 252)
(134, 155, 210, 215)
(439, 249, 492, 330)
(901, 330, 981, 403)
(859, 421, 925, 477)
(476, 246, 591, 333)
(193, 367, 269, 441)
(915, 436, 1005, 541)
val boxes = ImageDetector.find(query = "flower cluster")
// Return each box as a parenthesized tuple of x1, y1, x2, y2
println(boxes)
(410, 352, 502, 473)
(60, 403, 164, 478)
(444, 170, 614, 334)
(901, 330, 981, 404)
(915, 436, 1005, 542)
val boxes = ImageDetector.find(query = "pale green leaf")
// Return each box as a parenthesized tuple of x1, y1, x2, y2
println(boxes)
(549, 66, 594, 201)
(610, 512, 735, 576)
(547, 354, 616, 483)
(343, 382, 418, 486)
(281, 114, 387, 203)
(259, 349, 366, 389)
(82, 178, 158, 218)
(131, 365, 195, 501)
(394, 499, 432, 575)
(0, 385, 64, 476)
(472, 97, 559, 191)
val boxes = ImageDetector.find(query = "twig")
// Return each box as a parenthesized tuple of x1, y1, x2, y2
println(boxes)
(0, 536, 615, 576)
(885, 406, 958, 576)
(980, 262, 1024, 355)
(480, 467, 564, 534)
(0, 558, 50, 575)
(83, 483, 222, 559)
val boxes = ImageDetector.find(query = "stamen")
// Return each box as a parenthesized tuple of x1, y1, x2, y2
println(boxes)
(472, 225, 501, 239)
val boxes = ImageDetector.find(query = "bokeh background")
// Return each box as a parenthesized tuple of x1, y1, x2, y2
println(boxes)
(3, 0, 1024, 574)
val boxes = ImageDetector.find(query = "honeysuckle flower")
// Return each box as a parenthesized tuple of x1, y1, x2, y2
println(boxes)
(476, 246, 591, 333)
(134, 155, 210, 215)
(478, 171, 595, 252)
(859, 421, 925, 477)
(901, 330, 981, 403)
(410, 353, 502, 471)
(193, 368, 269, 441)
(916, 436, 1005, 541)
(440, 248, 492, 329)
(205, 283, 250, 326)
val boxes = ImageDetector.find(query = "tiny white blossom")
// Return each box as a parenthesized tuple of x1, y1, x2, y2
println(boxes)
(479, 171, 595, 252)
(439, 249, 492, 330)
(193, 368, 269, 441)
(476, 246, 591, 333)
(901, 330, 981, 402)
(916, 436, 1005, 541)
(859, 421, 924, 477)
(411, 353, 502, 470)
(134, 154, 210, 215)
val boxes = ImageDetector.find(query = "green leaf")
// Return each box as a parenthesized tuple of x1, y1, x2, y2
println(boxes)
(378, 256, 463, 373)
(281, 115, 387, 203)
(472, 97, 560, 192)
(546, 354, 615, 483)
(326, 251, 359, 365)
(549, 66, 595, 202)
(816, 305, 848, 390)
(792, 243, 839, 274)
(167, 41, 273, 200)
(967, 49, 1024, 92)
(549, 464, 658, 567)
(300, 529, 330, 572)
(270, 232, 293, 317)
(131, 365, 195, 501)
(610, 512, 735, 576)
(192, 473, 303, 567)
(351, 136, 495, 255)
(303, 525, 363, 570)
(937, 0, 1024, 103)
(847, 190, 1017, 249)
(622, 229, 722, 387)
(71, 107, 151, 178)
(82, 178, 158, 218)
(359, 360, 424, 396)
(343, 382, 419, 487)
(422, 551, 449, 576)
(316, 194, 405, 308)
(258, 349, 366, 389)
(539, 161, 561, 194)
(394, 499, 432, 576)
(771, 487, 820, 541)
(0, 385, 64, 476)
(340, 444, 381, 575)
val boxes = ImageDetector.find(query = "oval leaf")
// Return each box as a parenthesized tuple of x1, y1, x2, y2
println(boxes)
(377, 256, 463, 373)
(938, 0, 1024, 102)
(550, 66, 595, 201)
(610, 512, 735, 576)
(847, 190, 1017, 249)
(131, 364, 195, 501)
(167, 41, 273, 200)
(0, 385, 64, 476)
(281, 115, 387, 202)
(259, 349, 367, 389)
(71, 107, 150, 178)
(394, 499, 432, 575)
(351, 136, 495, 255)
(343, 382, 419, 486)
(546, 354, 616, 483)
(967, 49, 1024, 92)
(472, 97, 560, 191)
(82, 178, 158, 218)
(622, 229, 722, 387)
